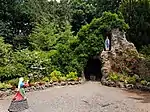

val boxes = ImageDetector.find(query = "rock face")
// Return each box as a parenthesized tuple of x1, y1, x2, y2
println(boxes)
(100, 28, 150, 84)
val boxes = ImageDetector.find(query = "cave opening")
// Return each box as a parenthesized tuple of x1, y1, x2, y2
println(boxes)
(84, 56, 102, 81)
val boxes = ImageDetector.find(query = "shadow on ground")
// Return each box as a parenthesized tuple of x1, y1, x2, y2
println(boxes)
(124, 89, 150, 103)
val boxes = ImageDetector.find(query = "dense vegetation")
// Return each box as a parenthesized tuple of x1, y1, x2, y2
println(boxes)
(0, 0, 150, 88)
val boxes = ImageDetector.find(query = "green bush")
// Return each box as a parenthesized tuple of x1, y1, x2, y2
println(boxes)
(28, 22, 58, 51)
(66, 72, 78, 81)
(51, 76, 58, 82)
(60, 77, 67, 81)
(0, 83, 12, 90)
(140, 80, 147, 86)
(49, 70, 64, 81)
(7, 79, 19, 87)
(139, 45, 150, 61)
(108, 72, 120, 82)
(119, 74, 127, 82)
(126, 76, 136, 84)
(12, 49, 55, 79)
(42, 77, 49, 82)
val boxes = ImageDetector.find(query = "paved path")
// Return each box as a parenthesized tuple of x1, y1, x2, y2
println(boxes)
(0, 82, 150, 112)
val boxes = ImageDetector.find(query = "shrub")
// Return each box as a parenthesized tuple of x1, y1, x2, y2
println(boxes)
(42, 77, 49, 82)
(126, 76, 136, 84)
(51, 76, 58, 82)
(66, 72, 78, 81)
(7, 79, 19, 87)
(24, 76, 29, 81)
(108, 72, 120, 82)
(60, 77, 67, 81)
(49, 70, 64, 82)
(119, 74, 127, 82)
(140, 44, 150, 56)
(28, 22, 58, 51)
(140, 80, 147, 86)
(0, 83, 12, 90)
(12, 49, 55, 79)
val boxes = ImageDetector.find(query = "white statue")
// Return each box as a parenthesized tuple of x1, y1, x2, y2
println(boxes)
(105, 36, 110, 51)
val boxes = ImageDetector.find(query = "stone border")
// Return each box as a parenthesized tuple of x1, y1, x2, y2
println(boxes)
(102, 81, 150, 92)
(0, 80, 84, 99)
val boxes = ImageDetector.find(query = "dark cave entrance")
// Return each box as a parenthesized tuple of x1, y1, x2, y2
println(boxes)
(84, 56, 102, 81)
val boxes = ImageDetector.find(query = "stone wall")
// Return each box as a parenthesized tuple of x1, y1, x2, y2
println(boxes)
(100, 29, 150, 84)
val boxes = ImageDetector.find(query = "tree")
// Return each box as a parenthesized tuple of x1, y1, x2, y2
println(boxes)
(28, 21, 58, 51)
(0, 37, 12, 66)
(25, 0, 72, 30)
(70, 0, 96, 34)
(95, 0, 122, 17)
(0, 0, 33, 49)
(120, 0, 150, 49)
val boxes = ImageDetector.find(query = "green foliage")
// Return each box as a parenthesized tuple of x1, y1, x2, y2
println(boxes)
(1, 0, 149, 85)
(51, 76, 59, 82)
(29, 21, 58, 51)
(60, 77, 67, 82)
(0, 83, 12, 90)
(120, 0, 150, 49)
(140, 44, 150, 56)
(42, 77, 49, 82)
(25, 0, 71, 30)
(95, 0, 122, 17)
(49, 24, 80, 75)
(0, 37, 12, 66)
(126, 76, 136, 84)
(7, 79, 19, 87)
(108, 72, 137, 84)
(70, 0, 96, 34)
(108, 72, 120, 82)
(66, 72, 78, 81)
(119, 74, 127, 82)
(49, 70, 64, 81)
(0, 0, 32, 48)
(140, 80, 148, 86)
(78, 12, 129, 39)
(75, 12, 128, 74)
(0, 37, 16, 81)
(12, 49, 55, 77)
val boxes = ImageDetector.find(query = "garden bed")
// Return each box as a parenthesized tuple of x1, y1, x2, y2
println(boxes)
(102, 72, 150, 92)
(0, 79, 84, 99)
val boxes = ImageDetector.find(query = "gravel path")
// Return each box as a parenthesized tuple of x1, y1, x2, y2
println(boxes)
(0, 82, 150, 112)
